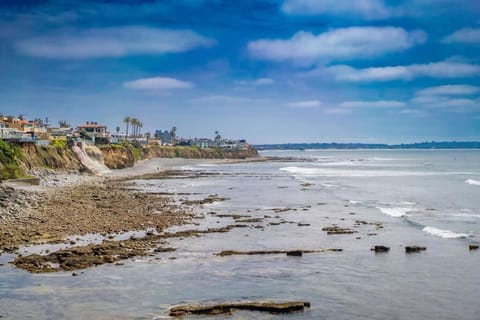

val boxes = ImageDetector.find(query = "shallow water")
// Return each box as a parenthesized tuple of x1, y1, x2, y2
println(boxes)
(1, 150, 480, 319)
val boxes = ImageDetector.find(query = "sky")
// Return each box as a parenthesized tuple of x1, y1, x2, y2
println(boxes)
(0, 0, 479, 144)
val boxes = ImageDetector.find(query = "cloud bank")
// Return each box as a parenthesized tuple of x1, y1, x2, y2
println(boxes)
(287, 100, 322, 108)
(282, 0, 392, 20)
(17, 26, 215, 59)
(326, 61, 480, 82)
(124, 77, 194, 90)
(248, 27, 426, 64)
(444, 28, 480, 44)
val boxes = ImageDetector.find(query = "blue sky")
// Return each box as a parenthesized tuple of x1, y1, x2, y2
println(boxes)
(0, 0, 479, 144)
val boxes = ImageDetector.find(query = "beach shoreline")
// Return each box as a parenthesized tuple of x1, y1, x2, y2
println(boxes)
(0, 157, 261, 255)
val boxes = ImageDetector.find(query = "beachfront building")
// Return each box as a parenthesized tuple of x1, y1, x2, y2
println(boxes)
(193, 138, 215, 149)
(47, 126, 74, 145)
(0, 115, 49, 144)
(76, 122, 110, 145)
(154, 127, 176, 145)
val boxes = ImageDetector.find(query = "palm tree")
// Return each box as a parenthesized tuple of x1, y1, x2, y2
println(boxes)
(138, 121, 143, 137)
(123, 116, 131, 140)
(130, 118, 139, 138)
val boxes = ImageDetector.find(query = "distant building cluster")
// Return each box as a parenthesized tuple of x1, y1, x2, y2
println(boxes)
(0, 114, 250, 150)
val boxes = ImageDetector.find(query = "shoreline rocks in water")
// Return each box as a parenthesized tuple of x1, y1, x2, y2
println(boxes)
(169, 301, 311, 317)
(322, 226, 357, 235)
(215, 248, 342, 257)
(405, 246, 427, 253)
(371, 245, 390, 253)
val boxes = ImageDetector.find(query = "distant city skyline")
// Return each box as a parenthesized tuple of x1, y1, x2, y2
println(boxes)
(0, 0, 479, 144)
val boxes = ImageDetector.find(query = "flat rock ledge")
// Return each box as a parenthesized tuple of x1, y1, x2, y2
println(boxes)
(215, 248, 342, 257)
(169, 301, 311, 317)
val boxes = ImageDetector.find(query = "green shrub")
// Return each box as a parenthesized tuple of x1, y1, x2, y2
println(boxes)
(52, 140, 67, 149)
(174, 147, 181, 157)
(0, 139, 25, 179)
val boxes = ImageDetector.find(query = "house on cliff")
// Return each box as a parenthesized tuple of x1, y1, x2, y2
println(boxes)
(76, 122, 110, 145)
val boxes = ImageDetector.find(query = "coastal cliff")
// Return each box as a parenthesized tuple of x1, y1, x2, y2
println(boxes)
(0, 141, 259, 179)
(20, 143, 81, 171)
(98, 144, 259, 170)
(1, 142, 82, 179)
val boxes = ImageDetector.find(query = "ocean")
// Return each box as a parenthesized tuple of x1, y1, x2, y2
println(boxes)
(1, 149, 480, 319)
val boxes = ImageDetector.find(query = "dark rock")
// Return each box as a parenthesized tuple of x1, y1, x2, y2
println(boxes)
(169, 301, 311, 317)
(286, 250, 303, 256)
(322, 226, 356, 235)
(371, 246, 390, 253)
(216, 248, 342, 256)
(469, 245, 479, 251)
(154, 247, 176, 253)
(405, 246, 426, 253)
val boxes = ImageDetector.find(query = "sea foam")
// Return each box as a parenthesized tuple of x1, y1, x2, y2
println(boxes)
(377, 207, 412, 217)
(465, 179, 480, 186)
(280, 166, 474, 178)
(422, 227, 468, 239)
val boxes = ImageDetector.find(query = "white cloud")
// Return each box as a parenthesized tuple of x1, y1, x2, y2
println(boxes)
(339, 100, 406, 108)
(287, 100, 322, 108)
(281, 0, 392, 20)
(412, 84, 480, 111)
(17, 26, 215, 59)
(326, 61, 480, 82)
(399, 109, 428, 116)
(190, 95, 271, 104)
(254, 78, 275, 85)
(248, 27, 426, 64)
(419, 98, 477, 109)
(444, 28, 480, 44)
(324, 108, 352, 115)
(416, 85, 480, 96)
(236, 78, 275, 86)
(411, 89, 478, 112)
(124, 77, 194, 90)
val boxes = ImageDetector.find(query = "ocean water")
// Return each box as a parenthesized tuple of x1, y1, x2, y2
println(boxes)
(1, 149, 480, 319)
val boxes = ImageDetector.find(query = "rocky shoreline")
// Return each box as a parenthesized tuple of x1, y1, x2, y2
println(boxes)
(0, 157, 271, 272)
(0, 172, 195, 254)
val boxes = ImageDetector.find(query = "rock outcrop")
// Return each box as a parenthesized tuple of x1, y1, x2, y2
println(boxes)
(405, 246, 427, 253)
(169, 301, 311, 317)
(371, 245, 390, 253)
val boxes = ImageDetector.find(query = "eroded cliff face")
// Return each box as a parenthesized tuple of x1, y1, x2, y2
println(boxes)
(98, 145, 258, 169)
(142, 146, 259, 160)
(97, 145, 135, 169)
(5, 143, 259, 175)
(20, 144, 82, 171)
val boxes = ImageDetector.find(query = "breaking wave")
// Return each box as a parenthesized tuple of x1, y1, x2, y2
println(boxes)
(422, 226, 469, 239)
(377, 207, 413, 217)
(465, 179, 480, 186)
(280, 166, 476, 178)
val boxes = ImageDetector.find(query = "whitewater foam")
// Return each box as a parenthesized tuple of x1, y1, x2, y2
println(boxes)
(377, 207, 412, 217)
(422, 226, 468, 239)
(465, 179, 480, 186)
(280, 166, 475, 177)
